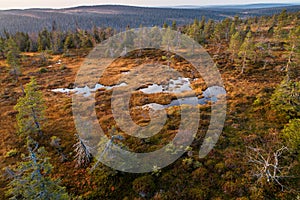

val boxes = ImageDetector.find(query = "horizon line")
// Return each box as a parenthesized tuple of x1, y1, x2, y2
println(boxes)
(0, 2, 299, 11)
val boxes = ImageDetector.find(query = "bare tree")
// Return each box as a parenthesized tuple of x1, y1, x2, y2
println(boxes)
(73, 134, 93, 167)
(247, 146, 290, 191)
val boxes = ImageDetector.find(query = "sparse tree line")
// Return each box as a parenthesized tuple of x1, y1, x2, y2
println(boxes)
(181, 10, 300, 75)
(0, 22, 115, 57)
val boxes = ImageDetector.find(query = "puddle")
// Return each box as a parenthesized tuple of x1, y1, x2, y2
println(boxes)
(142, 97, 213, 111)
(52, 82, 127, 97)
(139, 78, 226, 111)
(140, 77, 192, 94)
(52, 74, 226, 109)
(121, 71, 130, 75)
(202, 86, 226, 98)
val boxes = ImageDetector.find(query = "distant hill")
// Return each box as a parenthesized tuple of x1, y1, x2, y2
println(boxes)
(169, 3, 297, 9)
(0, 4, 299, 34)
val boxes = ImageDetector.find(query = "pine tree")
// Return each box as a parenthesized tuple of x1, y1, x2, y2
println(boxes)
(163, 22, 168, 29)
(212, 22, 225, 53)
(222, 18, 232, 42)
(14, 32, 30, 52)
(282, 119, 300, 160)
(78, 30, 93, 49)
(6, 38, 21, 82)
(203, 19, 214, 42)
(14, 78, 46, 136)
(188, 19, 200, 43)
(38, 29, 51, 52)
(63, 32, 74, 53)
(50, 20, 63, 54)
(271, 78, 300, 119)
(229, 32, 242, 63)
(134, 26, 150, 56)
(92, 25, 101, 43)
(6, 138, 69, 200)
(0, 37, 5, 58)
(50, 31, 62, 54)
(199, 16, 205, 30)
(119, 29, 135, 55)
(255, 41, 271, 69)
(238, 31, 255, 74)
(229, 22, 237, 39)
(149, 26, 162, 49)
(171, 20, 177, 31)
(285, 26, 300, 79)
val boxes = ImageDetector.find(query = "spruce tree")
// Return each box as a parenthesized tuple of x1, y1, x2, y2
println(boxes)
(163, 22, 168, 29)
(188, 19, 200, 43)
(6, 138, 69, 200)
(282, 119, 300, 160)
(6, 38, 21, 82)
(229, 32, 242, 63)
(171, 20, 177, 31)
(0, 37, 5, 58)
(285, 26, 300, 79)
(271, 78, 300, 119)
(38, 29, 51, 52)
(63, 32, 74, 53)
(203, 19, 214, 42)
(238, 31, 255, 74)
(212, 22, 225, 53)
(14, 78, 46, 136)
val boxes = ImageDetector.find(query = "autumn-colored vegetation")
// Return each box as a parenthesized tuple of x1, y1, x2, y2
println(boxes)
(0, 9, 299, 199)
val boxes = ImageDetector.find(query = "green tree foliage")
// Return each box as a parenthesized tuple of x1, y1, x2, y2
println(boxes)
(29, 37, 38, 52)
(203, 19, 214, 42)
(171, 20, 177, 31)
(285, 26, 300, 78)
(6, 138, 69, 200)
(163, 22, 168, 29)
(212, 22, 225, 53)
(148, 26, 162, 49)
(50, 31, 63, 54)
(0, 37, 5, 58)
(271, 78, 300, 119)
(229, 32, 242, 62)
(238, 31, 255, 74)
(282, 119, 300, 159)
(255, 41, 272, 69)
(187, 19, 204, 44)
(162, 27, 176, 49)
(13, 32, 30, 52)
(78, 30, 93, 49)
(63, 32, 74, 53)
(278, 9, 288, 23)
(38, 29, 51, 52)
(199, 16, 205, 30)
(222, 18, 232, 42)
(5, 38, 21, 81)
(14, 78, 46, 136)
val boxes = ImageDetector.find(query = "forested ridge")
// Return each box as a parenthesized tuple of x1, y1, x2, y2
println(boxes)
(0, 7, 299, 200)
(0, 4, 300, 33)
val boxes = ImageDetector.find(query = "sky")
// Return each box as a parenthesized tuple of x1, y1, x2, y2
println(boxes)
(0, 0, 299, 10)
